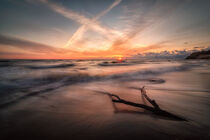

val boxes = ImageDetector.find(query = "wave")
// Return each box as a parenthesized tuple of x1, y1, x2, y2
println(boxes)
(0, 63, 192, 108)
(1, 64, 190, 92)
(0, 60, 18, 67)
(0, 59, 74, 68)
(25, 63, 75, 69)
(98, 61, 136, 66)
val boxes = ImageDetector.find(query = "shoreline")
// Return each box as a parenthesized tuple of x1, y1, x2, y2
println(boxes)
(1, 67, 210, 139)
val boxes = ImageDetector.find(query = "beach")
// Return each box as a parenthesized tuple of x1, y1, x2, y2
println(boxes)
(0, 59, 210, 139)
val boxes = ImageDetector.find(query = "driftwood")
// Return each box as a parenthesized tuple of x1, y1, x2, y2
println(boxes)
(106, 87, 187, 121)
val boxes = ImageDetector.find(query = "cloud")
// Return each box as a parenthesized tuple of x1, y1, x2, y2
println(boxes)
(108, 0, 185, 51)
(0, 34, 65, 54)
(94, 0, 122, 20)
(0, 34, 100, 59)
(40, 0, 122, 49)
(3, 0, 199, 59)
(132, 48, 208, 60)
(65, 0, 122, 48)
(70, 41, 166, 59)
(194, 46, 205, 49)
(39, 0, 188, 57)
(0, 51, 30, 56)
(204, 46, 210, 50)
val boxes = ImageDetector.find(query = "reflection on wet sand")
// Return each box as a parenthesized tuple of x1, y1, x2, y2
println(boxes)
(0, 60, 210, 139)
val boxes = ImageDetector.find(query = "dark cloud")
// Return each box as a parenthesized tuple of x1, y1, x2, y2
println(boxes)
(193, 46, 205, 49)
(0, 34, 63, 53)
(132, 49, 199, 59)
(0, 51, 28, 56)
(203, 46, 210, 51)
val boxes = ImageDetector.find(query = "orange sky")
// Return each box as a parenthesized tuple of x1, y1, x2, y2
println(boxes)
(0, 0, 210, 59)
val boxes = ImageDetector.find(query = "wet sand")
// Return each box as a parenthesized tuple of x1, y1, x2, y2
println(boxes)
(0, 65, 210, 140)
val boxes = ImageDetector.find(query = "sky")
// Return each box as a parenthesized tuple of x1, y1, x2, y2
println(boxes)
(0, 0, 210, 59)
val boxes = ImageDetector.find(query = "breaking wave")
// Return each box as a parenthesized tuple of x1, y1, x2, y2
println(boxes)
(25, 63, 75, 69)
(2, 59, 208, 108)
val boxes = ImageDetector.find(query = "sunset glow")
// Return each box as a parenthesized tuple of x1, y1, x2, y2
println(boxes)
(0, 0, 210, 59)
(1, 1, 210, 139)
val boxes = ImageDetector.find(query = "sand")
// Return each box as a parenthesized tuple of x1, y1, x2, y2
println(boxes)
(0, 65, 210, 140)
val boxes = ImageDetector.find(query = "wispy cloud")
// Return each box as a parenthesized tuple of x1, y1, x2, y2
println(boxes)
(40, 0, 122, 49)
(3, 0, 202, 59)
(40, 0, 186, 56)
(0, 34, 65, 54)
(0, 34, 93, 59)
(65, 0, 122, 48)
(109, 0, 185, 52)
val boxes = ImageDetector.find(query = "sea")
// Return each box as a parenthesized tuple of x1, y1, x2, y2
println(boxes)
(0, 59, 209, 108)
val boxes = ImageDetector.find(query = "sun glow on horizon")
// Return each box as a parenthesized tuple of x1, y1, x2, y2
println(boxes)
(1, 0, 210, 59)
(114, 55, 125, 62)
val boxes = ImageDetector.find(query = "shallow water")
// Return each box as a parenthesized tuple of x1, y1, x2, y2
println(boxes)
(0, 59, 204, 106)
(0, 59, 210, 139)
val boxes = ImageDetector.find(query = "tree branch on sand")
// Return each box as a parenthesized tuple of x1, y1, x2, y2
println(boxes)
(101, 87, 187, 121)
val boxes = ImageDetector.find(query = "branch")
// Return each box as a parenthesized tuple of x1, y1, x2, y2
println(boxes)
(140, 86, 160, 109)
(108, 88, 186, 121)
